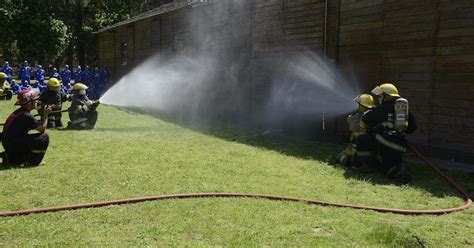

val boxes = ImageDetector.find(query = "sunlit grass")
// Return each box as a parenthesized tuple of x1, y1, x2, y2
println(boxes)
(0, 100, 472, 246)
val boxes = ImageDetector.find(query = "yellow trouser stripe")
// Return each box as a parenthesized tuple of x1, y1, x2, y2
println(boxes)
(32, 150, 47, 154)
(380, 121, 394, 128)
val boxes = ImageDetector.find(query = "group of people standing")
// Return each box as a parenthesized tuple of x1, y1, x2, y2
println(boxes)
(0, 60, 109, 100)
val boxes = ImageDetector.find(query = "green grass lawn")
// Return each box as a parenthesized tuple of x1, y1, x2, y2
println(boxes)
(0, 100, 472, 246)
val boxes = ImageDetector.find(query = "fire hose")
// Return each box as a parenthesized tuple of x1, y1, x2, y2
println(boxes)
(0, 144, 471, 218)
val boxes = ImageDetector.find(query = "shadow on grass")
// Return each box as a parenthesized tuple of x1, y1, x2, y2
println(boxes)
(0, 162, 41, 171)
(112, 106, 474, 200)
(94, 127, 160, 133)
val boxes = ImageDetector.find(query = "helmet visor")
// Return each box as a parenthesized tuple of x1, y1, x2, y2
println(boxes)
(352, 95, 360, 103)
(371, 86, 383, 96)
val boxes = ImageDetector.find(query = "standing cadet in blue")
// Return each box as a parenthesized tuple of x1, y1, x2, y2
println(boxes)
(60, 65, 72, 93)
(49, 67, 61, 80)
(82, 65, 92, 86)
(35, 65, 47, 93)
(2, 61, 14, 84)
(73, 65, 82, 84)
(35, 65, 46, 86)
(61, 65, 72, 86)
(20, 61, 32, 85)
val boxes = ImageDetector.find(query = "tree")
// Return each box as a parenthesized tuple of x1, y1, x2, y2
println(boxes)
(0, 1, 16, 60)
(1, 0, 174, 66)
(12, 0, 70, 64)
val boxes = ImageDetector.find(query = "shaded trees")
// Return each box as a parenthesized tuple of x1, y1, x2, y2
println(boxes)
(1, 0, 173, 65)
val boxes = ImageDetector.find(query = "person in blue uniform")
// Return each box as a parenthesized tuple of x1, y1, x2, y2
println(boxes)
(35, 65, 46, 86)
(82, 65, 92, 85)
(2, 61, 13, 84)
(49, 67, 61, 80)
(61, 65, 72, 86)
(2, 89, 51, 167)
(60, 65, 73, 93)
(73, 65, 82, 84)
(20, 80, 32, 91)
(20, 61, 32, 85)
(88, 67, 101, 99)
(10, 80, 21, 95)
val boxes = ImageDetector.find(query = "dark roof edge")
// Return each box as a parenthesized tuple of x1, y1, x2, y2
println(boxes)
(94, 1, 195, 34)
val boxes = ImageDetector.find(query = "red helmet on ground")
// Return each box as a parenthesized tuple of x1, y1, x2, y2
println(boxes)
(15, 89, 39, 106)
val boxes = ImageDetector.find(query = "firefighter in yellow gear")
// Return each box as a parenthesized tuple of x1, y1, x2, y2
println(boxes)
(0, 72, 13, 100)
(67, 83, 100, 130)
(37, 78, 71, 128)
(336, 93, 375, 167)
(359, 83, 417, 183)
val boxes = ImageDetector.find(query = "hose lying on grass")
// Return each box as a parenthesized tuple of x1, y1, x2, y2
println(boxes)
(0, 144, 471, 217)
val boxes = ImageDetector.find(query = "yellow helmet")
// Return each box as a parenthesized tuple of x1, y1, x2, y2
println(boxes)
(0, 72, 7, 79)
(371, 83, 399, 97)
(47, 78, 61, 88)
(73, 83, 88, 91)
(353, 94, 375, 108)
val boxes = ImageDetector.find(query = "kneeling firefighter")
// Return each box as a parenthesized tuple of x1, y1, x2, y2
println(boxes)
(0, 72, 13, 100)
(38, 78, 71, 128)
(2, 89, 51, 166)
(360, 83, 417, 183)
(336, 94, 375, 167)
(67, 83, 100, 130)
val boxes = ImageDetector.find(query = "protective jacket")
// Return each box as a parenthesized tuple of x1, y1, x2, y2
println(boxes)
(337, 109, 372, 166)
(2, 107, 49, 166)
(38, 90, 70, 128)
(362, 98, 416, 152)
(68, 95, 99, 130)
(0, 81, 13, 100)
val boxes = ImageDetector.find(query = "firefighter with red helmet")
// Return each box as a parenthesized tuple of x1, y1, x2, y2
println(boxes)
(360, 83, 417, 183)
(2, 89, 51, 167)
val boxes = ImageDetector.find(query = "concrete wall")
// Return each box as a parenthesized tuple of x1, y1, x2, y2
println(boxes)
(98, 0, 474, 161)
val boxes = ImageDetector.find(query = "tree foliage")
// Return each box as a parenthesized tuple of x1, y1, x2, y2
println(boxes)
(0, 0, 172, 65)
